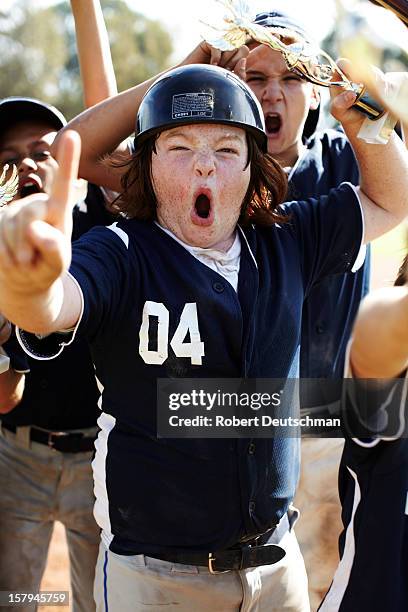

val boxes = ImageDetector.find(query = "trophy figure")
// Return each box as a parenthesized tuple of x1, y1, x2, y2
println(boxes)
(0, 164, 18, 208)
(202, 0, 385, 121)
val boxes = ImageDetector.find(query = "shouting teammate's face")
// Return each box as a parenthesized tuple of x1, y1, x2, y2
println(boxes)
(245, 45, 319, 167)
(152, 124, 250, 251)
(0, 120, 58, 200)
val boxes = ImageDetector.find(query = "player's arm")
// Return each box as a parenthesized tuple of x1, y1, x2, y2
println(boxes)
(330, 63, 408, 244)
(0, 367, 25, 413)
(350, 278, 408, 378)
(0, 132, 82, 335)
(71, 0, 117, 107)
(52, 43, 248, 191)
(0, 316, 25, 413)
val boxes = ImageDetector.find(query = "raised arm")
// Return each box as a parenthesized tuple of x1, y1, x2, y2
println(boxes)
(71, 0, 117, 106)
(330, 63, 408, 243)
(0, 132, 82, 334)
(0, 317, 25, 413)
(53, 43, 249, 191)
(350, 257, 408, 378)
(0, 366, 25, 413)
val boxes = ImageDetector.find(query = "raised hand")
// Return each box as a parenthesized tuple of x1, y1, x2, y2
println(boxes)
(329, 59, 361, 130)
(0, 130, 81, 297)
(181, 41, 248, 80)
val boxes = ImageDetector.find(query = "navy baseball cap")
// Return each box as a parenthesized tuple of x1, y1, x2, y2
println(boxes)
(252, 11, 320, 139)
(253, 11, 313, 42)
(0, 97, 66, 135)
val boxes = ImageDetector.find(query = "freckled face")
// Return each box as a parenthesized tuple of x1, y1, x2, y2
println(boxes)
(151, 124, 250, 251)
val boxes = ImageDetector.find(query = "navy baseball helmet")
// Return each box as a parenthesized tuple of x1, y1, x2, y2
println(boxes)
(253, 11, 320, 140)
(135, 64, 267, 151)
(0, 97, 66, 134)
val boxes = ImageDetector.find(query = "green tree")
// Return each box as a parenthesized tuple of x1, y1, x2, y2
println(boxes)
(0, 0, 173, 120)
(0, 1, 68, 103)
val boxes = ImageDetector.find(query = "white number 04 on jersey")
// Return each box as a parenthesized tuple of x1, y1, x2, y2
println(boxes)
(139, 301, 205, 365)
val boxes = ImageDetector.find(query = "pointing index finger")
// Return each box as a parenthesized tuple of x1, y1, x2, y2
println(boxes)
(47, 130, 81, 231)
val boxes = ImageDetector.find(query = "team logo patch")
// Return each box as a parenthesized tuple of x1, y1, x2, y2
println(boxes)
(172, 93, 214, 119)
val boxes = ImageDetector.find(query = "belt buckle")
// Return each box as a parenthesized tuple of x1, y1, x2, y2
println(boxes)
(47, 430, 69, 448)
(208, 553, 229, 575)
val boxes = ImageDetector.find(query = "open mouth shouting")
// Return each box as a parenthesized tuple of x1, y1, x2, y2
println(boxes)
(191, 189, 214, 227)
(19, 176, 42, 198)
(265, 113, 282, 139)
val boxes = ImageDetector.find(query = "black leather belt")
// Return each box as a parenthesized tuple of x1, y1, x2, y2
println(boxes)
(1, 422, 96, 453)
(148, 520, 288, 573)
(153, 543, 285, 573)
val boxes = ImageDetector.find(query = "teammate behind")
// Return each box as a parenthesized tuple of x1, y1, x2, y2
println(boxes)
(319, 251, 408, 612)
(243, 12, 369, 604)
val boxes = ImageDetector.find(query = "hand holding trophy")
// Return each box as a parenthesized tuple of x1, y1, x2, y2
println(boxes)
(202, 0, 385, 119)
(335, 0, 408, 140)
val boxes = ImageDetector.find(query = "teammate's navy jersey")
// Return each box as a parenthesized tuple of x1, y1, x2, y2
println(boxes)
(19, 183, 364, 555)
(3, 328, 29, 374)
(319, 372, 408, 612)
(0, 185, 113, 427)
(289, 130, 370, 383)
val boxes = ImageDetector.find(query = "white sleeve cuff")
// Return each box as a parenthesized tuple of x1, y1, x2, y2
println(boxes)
(16, 271, 85, 361)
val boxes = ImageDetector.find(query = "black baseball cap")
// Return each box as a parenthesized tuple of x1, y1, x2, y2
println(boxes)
(252, 11, 320, 140)
(253, 11, 313, 42)
(135, 64, 267, 151)
(0, 97, 66, 135)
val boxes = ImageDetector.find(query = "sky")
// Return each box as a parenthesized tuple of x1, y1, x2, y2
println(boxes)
(136, 0, 338, 59)
(3, 0, 407, 61)
(3, 0, 338, 60)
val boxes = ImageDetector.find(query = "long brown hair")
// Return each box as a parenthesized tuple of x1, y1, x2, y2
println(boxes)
(109, 130, 288, 226)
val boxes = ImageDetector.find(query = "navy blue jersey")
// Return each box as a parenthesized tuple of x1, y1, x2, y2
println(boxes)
(19, 183, 364, 555)
(0, 185, 113, 427)
(319, 373, 408, 612)
(3, 328, 29, 374)
(289, 130, 370, 383)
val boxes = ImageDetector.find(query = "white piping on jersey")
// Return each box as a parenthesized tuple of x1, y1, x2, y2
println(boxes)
(352, 437, 380, 448)
(238, 226, 258, 270)
(319, 466, 361, 612)
(108, 222, 129, 248)
(93, 411, 116, 549)
(405, 491, 408, 516)
(345, 183, 366, 273)
(76, 200, 88, 213)
(15, 271, 85, 361)
(280, 167, 365, 276)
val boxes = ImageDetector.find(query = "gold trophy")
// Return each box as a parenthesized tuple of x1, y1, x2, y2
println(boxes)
(0, 164, 18, 207)
(202, 0, 385, 121)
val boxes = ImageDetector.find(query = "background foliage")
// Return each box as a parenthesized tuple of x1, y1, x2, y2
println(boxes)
(0, 0, 173, 119)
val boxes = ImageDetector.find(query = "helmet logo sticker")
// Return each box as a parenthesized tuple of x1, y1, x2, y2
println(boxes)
(172, 93, 214, 119)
